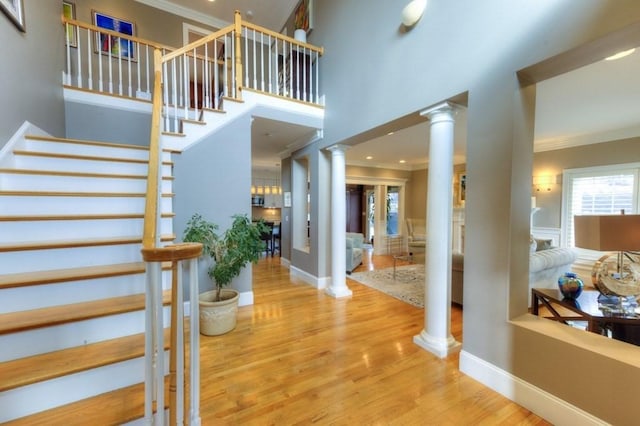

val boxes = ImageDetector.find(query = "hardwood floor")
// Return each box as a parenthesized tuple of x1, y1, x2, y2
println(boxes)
(199, 253, 550, 425)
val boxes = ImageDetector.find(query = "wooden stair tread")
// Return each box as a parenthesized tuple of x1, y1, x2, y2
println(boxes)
(0, 212, 175, 221)
(0, 234, 175, 252)
(0, 168, 173, 180)
(0, 288, 171, 335)
(0, 328, 170, 392)
(0, 190, 174, 197)
(4, 377, 170, 426)
(0, 261, 166, 289)
(12, 150, 174, 166)
(25, 135, 151, 151)
(162, 131, 186, 137)
(25, 134, 179, 154)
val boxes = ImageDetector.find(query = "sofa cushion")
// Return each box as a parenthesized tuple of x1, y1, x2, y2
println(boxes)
(534, 238, 553, 252)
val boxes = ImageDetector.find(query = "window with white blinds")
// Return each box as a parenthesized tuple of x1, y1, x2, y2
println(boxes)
(562, 163, 640, 248)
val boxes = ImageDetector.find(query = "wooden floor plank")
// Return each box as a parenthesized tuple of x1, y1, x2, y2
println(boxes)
(3, 253, 550, 425)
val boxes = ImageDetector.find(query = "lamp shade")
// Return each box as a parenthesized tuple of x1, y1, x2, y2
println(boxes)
(574, 214, 640, 251)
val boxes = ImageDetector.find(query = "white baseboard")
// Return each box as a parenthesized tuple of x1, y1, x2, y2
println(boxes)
(459, 350, 607, 426)
(290, 265, 323, 288)
(280, 257, 291, 268)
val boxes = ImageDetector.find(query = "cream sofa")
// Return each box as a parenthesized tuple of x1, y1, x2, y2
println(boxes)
(346, 232, 364, 274)
(451, 240, 576, 305)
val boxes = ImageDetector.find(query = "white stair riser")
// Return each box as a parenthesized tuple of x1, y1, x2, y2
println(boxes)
(14, 155, 172, 176)
(0, 350, 171, 423)
(23, 139, 152, 161)
(0, 195, 173, 215)
(0, 271, 175, 314)
(0, 218, 174, 242)
(0, 307, 171, 362)
(0, 243, 145, 274)
(0, 174, 173, 193)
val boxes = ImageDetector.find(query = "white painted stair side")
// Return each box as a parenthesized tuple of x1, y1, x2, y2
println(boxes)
(0, 307, 171, 362)
(0, 172, 173, 193)
(0, 350, 171, 424)
(0, 272, 170, 313)
(0, 217, 173, 241)
(0, 195, 172, 215)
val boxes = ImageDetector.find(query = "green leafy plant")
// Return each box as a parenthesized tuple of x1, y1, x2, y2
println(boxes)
(183, 213, 268, 301)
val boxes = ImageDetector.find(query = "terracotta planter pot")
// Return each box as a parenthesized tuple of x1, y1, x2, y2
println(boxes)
(198, 289, 240, 336)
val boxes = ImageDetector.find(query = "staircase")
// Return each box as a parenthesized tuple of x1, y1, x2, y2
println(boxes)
(0, 130, 176, 423)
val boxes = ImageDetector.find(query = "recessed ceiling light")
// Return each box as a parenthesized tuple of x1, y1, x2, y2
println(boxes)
(605, 48, 636, 61)
(399, 160, 406, 164)
(387, 132, 394, 136)
(366, 156, 373, 160)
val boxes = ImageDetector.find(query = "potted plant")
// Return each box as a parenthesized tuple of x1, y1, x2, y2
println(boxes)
(183, 213, 268, 335)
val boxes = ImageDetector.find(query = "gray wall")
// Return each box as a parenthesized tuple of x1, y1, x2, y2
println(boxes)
(0, 1, 65, 146)
(533, 137, 640, 228)
(65, 102, 151, 146)
(313, 0, 640, 423)
(173, 114, 253, 294)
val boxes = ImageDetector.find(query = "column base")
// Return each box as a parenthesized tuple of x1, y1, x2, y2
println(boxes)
(325, 285, 353, 298)
(413, 329, 461, 358)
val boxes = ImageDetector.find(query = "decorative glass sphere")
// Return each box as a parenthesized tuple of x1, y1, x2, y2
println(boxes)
(558, 272, 584, 300)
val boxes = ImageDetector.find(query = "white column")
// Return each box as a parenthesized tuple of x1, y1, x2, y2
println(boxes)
(413, 102, 462, 358)
(326, 144, 353, 298)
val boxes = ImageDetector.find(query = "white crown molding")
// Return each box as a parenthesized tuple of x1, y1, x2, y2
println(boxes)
(535, 125, 640, 152)
(135, 0, 230, 29)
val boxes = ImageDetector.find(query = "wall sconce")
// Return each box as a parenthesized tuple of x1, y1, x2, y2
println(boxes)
(533, 175, 555, 192)
(401, 0, 427, 27)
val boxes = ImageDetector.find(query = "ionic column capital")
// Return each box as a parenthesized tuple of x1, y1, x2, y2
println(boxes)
(420, 102, 461, 124)
(326, 144, 350, 155)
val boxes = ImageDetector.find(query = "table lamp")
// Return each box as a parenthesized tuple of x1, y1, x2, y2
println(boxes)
(573, 214, 640, 298)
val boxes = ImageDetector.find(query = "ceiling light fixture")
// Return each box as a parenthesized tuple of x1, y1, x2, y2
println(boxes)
(399, 160, 407, 164)
(387, 132, 395, 136)
(605, 48, 636, 61)
(401, 0, 427, 28)
(366, 156, 373, 160)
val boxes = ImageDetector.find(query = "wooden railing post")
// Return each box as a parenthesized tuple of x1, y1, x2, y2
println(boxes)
(234, 10, 243, 100)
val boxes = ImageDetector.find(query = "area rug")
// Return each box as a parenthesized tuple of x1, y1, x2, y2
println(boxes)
(348, 264, 425, 308)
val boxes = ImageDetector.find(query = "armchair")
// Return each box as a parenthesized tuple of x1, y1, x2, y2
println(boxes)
(346, 232, 364, 274)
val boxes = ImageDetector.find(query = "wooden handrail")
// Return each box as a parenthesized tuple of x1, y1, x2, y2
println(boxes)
(241, 21, 324, 55)
(162, 25, 234, 63)
(62, 17, 172, 51)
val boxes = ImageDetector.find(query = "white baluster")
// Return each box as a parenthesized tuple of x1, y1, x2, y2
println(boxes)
(146, 44, 150, 95)
(183, 53, 189, 121)
(204, 43, 209, 109)
(268, 34, 272, 94)
(118, 37, 123, 96)
(76, 25, 82, 88)
(244, 28, 249, 87)
(98, 30, 103, 92)
(87, 30, 93, 90)
(214, 39, 219, 109)
(65, 23, 71, 85)
(173, 59, 179, 132)
(252, 29, 257, 90)
(189, 257, 201, 425)
(108, 35, 113, 93)
(176, 261, 185, 426)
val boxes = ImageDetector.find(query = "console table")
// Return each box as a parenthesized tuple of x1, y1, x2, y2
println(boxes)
(531, 288, 640, 345)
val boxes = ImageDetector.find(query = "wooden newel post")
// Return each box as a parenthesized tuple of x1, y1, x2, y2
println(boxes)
(234, 10, 243, 100)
